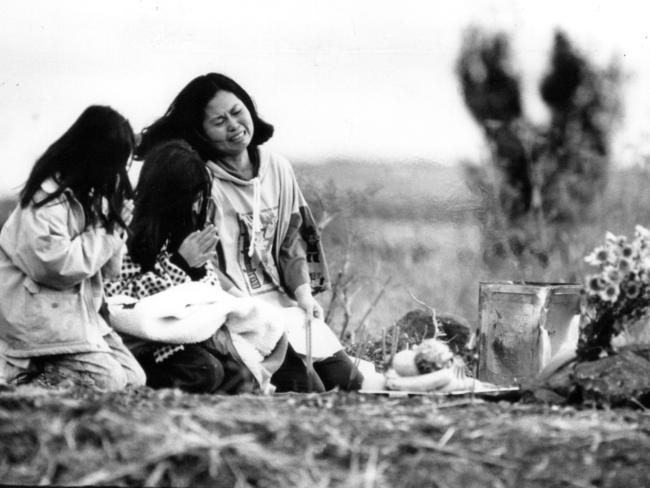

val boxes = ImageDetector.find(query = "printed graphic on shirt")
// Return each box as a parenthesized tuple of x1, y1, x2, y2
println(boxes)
(237, 207, 281, 295)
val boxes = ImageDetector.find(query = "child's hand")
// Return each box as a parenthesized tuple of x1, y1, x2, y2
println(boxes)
(120, 199, 134, 227)
(178, 225, 218, 268)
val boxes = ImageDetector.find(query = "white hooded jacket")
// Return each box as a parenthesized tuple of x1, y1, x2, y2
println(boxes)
(0, 179, 124, 358)
(207, 147, 329, 302)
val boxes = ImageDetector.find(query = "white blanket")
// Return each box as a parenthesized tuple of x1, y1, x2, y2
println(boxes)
(107, 282, 343, 393)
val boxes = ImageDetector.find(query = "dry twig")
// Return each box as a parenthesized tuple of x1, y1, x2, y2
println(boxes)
(408, 439, 518, 470)
(408, 290, 441, 340)
(73, 434, 255, 486)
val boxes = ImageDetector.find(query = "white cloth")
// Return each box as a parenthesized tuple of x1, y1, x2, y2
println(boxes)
(107, 282, 342, 391)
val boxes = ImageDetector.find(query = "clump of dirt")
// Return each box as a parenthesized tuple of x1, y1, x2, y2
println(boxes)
(2, 385, 648, 487)
(532, 344, 650, 407)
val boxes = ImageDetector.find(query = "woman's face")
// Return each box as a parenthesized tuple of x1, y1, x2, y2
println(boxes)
(202, 90, 254, 157)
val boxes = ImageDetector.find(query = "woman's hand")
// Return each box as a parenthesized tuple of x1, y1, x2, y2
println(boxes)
(294, 283, 324, 320)
(178, 225, 218, 268)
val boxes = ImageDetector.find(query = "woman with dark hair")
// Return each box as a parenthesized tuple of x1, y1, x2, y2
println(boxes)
(105, 140, 264, 393)
(0, 105, 146, 390)
(136, 73, 274, 164)
(138, 74, 365, 392)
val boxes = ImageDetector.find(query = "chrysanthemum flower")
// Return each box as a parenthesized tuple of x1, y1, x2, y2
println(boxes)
(599, 284, 619, 302)
(586, 274, 606, 294)
(635, 225, 650, 241)
(623, 281, 641, 299)
(584, 246, 612, 266)
(627, 270, 641, 283)
(606, 232, 627, 247)
(621, 245, 635, 259)
(605, 267, 622, 283)
(618, 257, 632, 273)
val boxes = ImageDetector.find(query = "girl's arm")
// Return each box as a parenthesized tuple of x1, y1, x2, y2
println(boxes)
(101, 197, 133, 280)
(275, 160, 328, 319)
(102, 242, 126, 280)
(12, 201, 124, 289)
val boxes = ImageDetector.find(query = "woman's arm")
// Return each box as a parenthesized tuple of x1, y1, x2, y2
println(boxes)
(273, 158, 328, 319)
(277, 210, 312, 293)
(276, 157, 330, 297)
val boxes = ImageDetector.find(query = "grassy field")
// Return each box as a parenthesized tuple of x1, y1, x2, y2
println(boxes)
(2, 385, 649, 487)
(294, 159, 650, 345)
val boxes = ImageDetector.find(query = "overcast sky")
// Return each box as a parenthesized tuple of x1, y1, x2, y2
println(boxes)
(2, 0, 650, 193)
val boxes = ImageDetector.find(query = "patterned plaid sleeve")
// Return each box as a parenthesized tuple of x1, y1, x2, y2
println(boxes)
(200, 261, 223, 290)
(104, 253, 141, 297)
(105, 251, 185, 299)
(157, 251, 193, 287)
(105, 248, 218, 300)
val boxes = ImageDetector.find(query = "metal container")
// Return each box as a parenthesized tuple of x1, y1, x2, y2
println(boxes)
(478, 282, 582, 386)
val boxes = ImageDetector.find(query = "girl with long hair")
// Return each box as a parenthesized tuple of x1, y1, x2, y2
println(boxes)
(105, 140, 264, 393)
(0, 105, 145, 390)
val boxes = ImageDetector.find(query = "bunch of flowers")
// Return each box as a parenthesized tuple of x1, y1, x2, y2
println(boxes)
(578, 225, 650, 360)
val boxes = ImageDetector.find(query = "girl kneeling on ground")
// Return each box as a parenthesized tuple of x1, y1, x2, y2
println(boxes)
(0, 106, 146, 390)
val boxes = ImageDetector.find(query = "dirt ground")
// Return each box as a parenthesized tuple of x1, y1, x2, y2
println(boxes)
(1, 385, 648, 488)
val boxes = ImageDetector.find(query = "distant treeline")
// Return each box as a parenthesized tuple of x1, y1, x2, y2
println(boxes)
(294, 159, 479, 223)
(2, 164, 649, 229)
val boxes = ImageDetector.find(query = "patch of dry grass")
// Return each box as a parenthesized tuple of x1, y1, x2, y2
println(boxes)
(1, 385, 648, 487)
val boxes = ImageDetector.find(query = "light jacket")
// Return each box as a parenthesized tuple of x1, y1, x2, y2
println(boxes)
(206, 147, 330, 300)
(0, 179, 125, 358)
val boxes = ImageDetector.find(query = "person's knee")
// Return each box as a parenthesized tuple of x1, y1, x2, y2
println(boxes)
(64, 364, 128, 391)
(37, 354, 130, 391)
(315, 351, 364, 391)
(200, 359, 225, 393)
(119, 352, 146, 387)
(95, 369, 129, 390)
(89, 356, 132, 391)
(171, 348, 225, 393)
(101, 351, 146, 390)
(102, 331, 147, 387)
(126, 361, 147, 387)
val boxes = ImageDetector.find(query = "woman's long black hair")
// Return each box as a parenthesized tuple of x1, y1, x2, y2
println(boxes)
(20, 105, 135, 233)
(128, 140, 213, 271)
(136, 73, 274, 165)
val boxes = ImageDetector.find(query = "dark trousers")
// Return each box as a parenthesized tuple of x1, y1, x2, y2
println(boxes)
(271, 344, 364, 393)
(136, 341, 256, 394)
